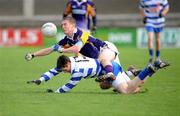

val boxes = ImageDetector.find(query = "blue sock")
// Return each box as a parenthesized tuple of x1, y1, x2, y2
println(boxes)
(138, 68, 153, 80)
(156, 50, 160, 58)
(149, 49, 153, 59)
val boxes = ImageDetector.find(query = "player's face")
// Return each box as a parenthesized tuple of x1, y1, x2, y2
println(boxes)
(62, 62, 71, 73)
(61, 20, 75, 37)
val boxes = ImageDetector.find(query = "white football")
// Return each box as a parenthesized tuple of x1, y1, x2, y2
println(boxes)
(41, 22, 57, 37)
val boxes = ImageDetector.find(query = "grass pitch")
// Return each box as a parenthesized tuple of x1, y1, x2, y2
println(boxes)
(0, 47, 180, 116)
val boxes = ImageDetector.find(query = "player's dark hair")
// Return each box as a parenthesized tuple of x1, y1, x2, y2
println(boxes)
(56, 55, 70, 69)
(63, 16, 76, 26)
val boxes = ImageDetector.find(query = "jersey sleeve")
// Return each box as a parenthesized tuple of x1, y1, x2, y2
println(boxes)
(55, 76, 83, 93)
(39, 67, 61, 81)
(163, 0, 169, 8)
(139, 1, 144, 9)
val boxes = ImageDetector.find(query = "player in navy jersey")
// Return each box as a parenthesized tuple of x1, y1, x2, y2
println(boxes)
(25, 17, 117, 81)
(139, 0, 169, 64)
(87, 0, 97, 34)
(27, 55, 169, 94)
(63, 0, 96, 32)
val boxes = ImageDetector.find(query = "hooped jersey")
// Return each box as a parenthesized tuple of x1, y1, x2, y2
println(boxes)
(55, 56, 122, 93)
(139, 0, 169, 28)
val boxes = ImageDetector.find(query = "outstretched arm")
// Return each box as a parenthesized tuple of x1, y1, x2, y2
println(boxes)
(40, 67, 61, 82)
(27, 67, 61, 85)
(55, 76, 83, 93)
(25, 44, 64, 61)
(33, 47, 53, 57)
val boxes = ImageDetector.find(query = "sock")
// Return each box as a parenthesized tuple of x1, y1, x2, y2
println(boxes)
(149, 49, 153, 59)
(104, 65, 113, 74)
(156, 50, 160, 59)
(138, 67, 153, 80)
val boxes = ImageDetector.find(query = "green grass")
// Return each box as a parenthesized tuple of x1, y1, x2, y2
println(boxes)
(0, 47, 180, 116)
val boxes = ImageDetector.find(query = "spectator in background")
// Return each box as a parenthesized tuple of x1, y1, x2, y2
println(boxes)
(87, 0, 97, 34)
(63, 0, 97, 33)
(139, 0, 169, 64)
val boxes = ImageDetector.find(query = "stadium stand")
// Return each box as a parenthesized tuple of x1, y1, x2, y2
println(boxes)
(0, 0, 179, 27)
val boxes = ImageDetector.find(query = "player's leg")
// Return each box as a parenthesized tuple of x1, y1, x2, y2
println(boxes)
(111, 72, 129, 94)
(111, 72, 141, 94)
(146, 26, 154, 64)
(155, 32, 161, 61)
(98, 48, 116, 80)
(154, 27, 163, 61)
(98, 41, 120, 81)
(125, 59, 170, 93)
(125, 64, 155, 93)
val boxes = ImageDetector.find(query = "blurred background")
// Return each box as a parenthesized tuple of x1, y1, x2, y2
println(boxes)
(0, 0, 180, 48)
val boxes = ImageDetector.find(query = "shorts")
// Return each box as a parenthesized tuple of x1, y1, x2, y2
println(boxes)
(112, 72, 130, 89)
(145, 26, 163, 33)
(104, 41, 120, 65)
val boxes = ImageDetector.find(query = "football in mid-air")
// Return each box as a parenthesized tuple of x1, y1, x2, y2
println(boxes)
(41, 22, 57, 37)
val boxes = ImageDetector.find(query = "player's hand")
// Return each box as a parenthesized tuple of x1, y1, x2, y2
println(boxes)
(27, 80, 41, 85)
(25, 53, 34, 61)
(143, 17, 147, 24)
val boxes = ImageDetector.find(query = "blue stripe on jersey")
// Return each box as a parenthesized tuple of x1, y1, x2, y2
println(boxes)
(84, 68, 93, 78)
(59, 88, 66, 93)
(95, 59, 100, 74)
(144, 4, 161, 8)
(147, 22, 164, 25)
(146, 16, 161, 19)
(71, 77, 82, 81)
(55, 67, 61, 72)
(49, 70, 58, 76)
(79, 68, 84, 73)
(164, 3, 169, 7)
(41, 74, 50, 81)
(65, 83, 75, 89)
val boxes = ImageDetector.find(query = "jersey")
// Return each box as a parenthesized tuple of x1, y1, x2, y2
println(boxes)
(55, 56, 123, 93)
(39, 56, 123, 93)
(55, 28, 106, 58)
(56, 56, 102, 93)
(139, 0, 169, 28)
(63, 0, 96, 31)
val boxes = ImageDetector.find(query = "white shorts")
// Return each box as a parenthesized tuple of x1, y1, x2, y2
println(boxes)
(112, 72, 130, 89)
(104, 41, 120, 65)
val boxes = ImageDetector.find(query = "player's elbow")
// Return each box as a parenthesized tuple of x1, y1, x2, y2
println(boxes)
(71, 45, 81, 53)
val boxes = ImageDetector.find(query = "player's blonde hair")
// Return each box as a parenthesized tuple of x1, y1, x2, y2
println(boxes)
(63, 16, 76, 27)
